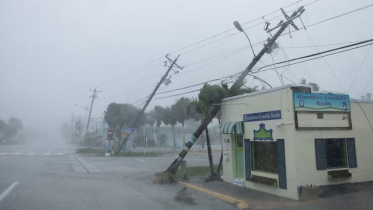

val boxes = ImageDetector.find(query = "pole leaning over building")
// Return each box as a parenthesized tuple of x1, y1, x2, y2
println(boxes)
(166, 7, 305, 174)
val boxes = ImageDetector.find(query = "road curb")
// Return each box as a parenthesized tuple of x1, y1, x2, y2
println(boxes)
(178, 181, 249, 209)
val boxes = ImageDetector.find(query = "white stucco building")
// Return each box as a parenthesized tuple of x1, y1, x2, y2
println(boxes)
(220, 84, 373, 200)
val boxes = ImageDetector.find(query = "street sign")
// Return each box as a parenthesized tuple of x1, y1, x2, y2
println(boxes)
(107, 129, 114, 140)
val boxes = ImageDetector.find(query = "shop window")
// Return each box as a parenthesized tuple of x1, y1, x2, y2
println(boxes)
(325, 138, 347, 169)
(315, 138, 355, 170)
(251, 141, 278, 174)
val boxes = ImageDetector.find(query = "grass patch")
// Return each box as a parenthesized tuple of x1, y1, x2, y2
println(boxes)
(76, 148, 101, 154)
(113, 152, 159, 157)
(156, 165, 222, 179)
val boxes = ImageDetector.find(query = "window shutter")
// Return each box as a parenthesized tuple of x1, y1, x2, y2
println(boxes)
(277, 139, 287, 189)
(346, 138, 357, 168)
(315, 139, 327, 170)
(244, 139, 251, 181)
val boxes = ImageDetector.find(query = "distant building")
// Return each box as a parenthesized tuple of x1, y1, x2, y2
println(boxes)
(220, 84, 373, 200)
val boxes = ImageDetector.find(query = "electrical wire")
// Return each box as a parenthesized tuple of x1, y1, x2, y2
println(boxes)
(254, 42, 373, 74)
(100, 62, 164, 86)
(156, 79, 220, 95)
(131, 95, 150, 105)
(280, 3, 373, 37)
(348, 45, 372, 93)
(304, 30, 345, 92)
(153, 89, 201, 100)
(282, 41, 361, 49)
(97, 2, 372, 90)
(289, 37, 318, 83)
(350, 98, 373, 132)
(356, 65, 373, 98)
(167, 0, 313, 55)
(255, 39, 373, 71)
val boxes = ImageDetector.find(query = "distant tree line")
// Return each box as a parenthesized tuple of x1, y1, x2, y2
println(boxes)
(0, 117, 23, 143)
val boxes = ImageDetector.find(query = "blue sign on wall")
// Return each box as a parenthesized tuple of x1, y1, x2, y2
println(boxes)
(293, 93, 350, 112)
(243, 110, 282, 122)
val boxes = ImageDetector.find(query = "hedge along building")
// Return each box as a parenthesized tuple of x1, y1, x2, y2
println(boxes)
(220, 84, 373, 200)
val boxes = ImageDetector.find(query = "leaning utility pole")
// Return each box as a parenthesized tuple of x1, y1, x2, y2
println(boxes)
(139, 55, 181, 115)
(114, 55, 182, 153)
(85, 87, 100, 142)
(166, 6, 305, 174)
(71, 113, 74, 141)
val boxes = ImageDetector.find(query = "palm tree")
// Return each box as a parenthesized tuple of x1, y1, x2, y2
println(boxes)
(173, 97, 192, 147)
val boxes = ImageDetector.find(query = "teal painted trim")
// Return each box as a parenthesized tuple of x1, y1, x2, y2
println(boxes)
(221, 121, 244, 134)
(191, 136, 197, 142)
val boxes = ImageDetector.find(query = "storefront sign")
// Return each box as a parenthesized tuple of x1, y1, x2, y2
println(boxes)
(293, 93, 350, 112)
(253, 123, 273, 140)
(243, 110, 281, 122)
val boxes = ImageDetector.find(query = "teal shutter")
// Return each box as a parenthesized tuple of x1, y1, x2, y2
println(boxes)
(346, 138, 357, 168)
(277, 139, 287, 189)
(244, 139, 251, 181)
(315, 139, 327, 170)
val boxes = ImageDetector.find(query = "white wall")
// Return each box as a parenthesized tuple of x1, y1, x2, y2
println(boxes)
(295, 101, 373, 187)
(297, 112, 350, 128)
(221, 86, 373, 200)
(221, 87, 299, 200)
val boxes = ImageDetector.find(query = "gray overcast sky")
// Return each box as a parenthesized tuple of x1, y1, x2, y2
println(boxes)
(1, 0, 373, 130)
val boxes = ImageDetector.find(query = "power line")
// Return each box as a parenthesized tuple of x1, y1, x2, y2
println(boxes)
(304, 30, 345, 92)
(282, 41, 361, 49)
(356, 65, 373, 97)
(153, 89, 201, 100)
(98, 2, 372, 90)
(255, 39, 373, 70)
(95, 1, 369, 97)
(100, 62, 164, 86)
(254, 42, 373, 74)
(289, 37, 317, 83)
(95, 0, 316, 87)
(131, 95, 150, 105)
(156, 79, 220, 94)
(280, 3, 373, 37)
(167, 0, 313, 55)
(348, 45, 372, 93)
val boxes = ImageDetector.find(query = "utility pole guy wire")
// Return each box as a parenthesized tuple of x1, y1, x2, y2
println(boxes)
(166, 7, 305, 175)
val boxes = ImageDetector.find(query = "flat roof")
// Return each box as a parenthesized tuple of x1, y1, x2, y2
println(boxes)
(222, 84, 312, 102)
(351, 100, 373, 103)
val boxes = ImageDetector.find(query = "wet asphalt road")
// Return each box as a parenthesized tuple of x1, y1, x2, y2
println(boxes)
(0, 142, 231, 210)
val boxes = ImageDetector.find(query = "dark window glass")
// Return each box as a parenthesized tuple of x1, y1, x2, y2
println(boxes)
(317, 113, 323, 119)
(325, 138, 347, 169)
(237, 136, 243, 147)
(252, 141, 278, 173)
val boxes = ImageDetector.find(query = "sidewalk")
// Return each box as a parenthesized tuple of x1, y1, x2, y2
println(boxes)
(180, 178, 314, 209)
(179, 178, 373, 210)
(129, 145, 222, 154)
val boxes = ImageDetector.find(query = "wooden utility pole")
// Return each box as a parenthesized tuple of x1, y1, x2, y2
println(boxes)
(71, 113, 74, 142)
(139, 55, 181, 115)
(166, 6, 305, 175)
(114, 55, 182, 153)
(85, 87, 100, 142)
(205, 127, 214, 175)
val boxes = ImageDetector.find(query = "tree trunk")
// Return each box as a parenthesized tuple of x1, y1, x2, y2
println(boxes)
(217, 123, 223, 174)
(205, 127, 214, 176)
(115, 127, 130, 154)
(182, 123, 185, 147)
(172, 125, 176, 149)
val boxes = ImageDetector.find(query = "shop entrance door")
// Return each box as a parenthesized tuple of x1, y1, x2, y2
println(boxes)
(235, 135, 244, 178)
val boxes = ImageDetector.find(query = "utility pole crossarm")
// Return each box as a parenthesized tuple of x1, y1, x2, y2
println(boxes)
(166, 8, 304, 175)
(85, 87, 100, 142)
(139, 55, 180, 115)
